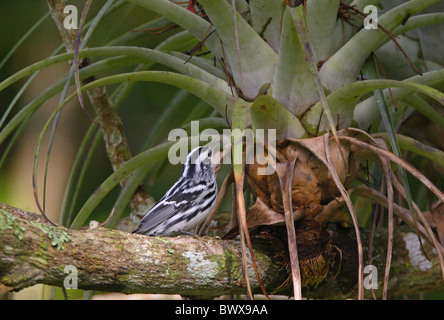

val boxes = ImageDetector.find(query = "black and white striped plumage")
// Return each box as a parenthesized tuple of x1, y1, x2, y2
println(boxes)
(132, 146, 217, 236)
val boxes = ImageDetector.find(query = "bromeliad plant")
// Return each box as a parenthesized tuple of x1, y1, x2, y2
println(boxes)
(1, 0, 444, 299)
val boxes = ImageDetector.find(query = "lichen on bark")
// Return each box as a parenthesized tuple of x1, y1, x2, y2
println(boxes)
(0, 209, 25, 241)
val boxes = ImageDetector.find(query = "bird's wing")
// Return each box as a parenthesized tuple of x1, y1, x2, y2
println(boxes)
(132, 183, 205, 234)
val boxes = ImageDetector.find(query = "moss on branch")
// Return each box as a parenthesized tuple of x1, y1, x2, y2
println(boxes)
(1, 201, 443, 298)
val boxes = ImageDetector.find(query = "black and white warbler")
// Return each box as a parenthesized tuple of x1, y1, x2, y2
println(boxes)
(132, 146, 217, 236)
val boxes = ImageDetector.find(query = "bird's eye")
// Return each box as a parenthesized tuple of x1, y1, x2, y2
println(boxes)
(208, 150, 212, 157)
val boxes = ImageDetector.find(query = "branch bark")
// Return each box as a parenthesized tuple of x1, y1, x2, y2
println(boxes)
(1, 202, 443, 298)
(0, 202, 288, 297)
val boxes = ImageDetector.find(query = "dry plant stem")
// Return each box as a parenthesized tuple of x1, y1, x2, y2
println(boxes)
(353, 182, 444, 280)
(379, 153, 394, 300)
(369, 136, 395, 300)
(233, 183, 253, 299)
(342, 4, 421, 75)
(235, 172, 270, 299)
(338, 135, 444, 204)
(323, 134, 364, 300)
(230, 181, 238, 232)
(276, 158, 302, 300)
(391, 174, 444, 280)
(352, 185, 431, 243)
(48, 0, 131, 167)
(368, 202, 379, 300)
(367, 183, 383, 273)
(197, 170, 233, 235)
(342, 131, 444, 277)
(47, 0, 77, 51)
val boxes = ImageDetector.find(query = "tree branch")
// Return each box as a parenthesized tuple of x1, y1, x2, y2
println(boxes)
(0, 202, 288, 297)
(1, 201, 443, 298)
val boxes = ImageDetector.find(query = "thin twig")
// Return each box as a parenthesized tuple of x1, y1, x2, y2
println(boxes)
(338, 135, 444, 205)
(342, 3, 422, 75)
(391, 174, 444, 280)
(234, 183, 253, 299)
(378, 145, 394, 300)
(323, 134, 364, 300)
(235, 173, 270, 299)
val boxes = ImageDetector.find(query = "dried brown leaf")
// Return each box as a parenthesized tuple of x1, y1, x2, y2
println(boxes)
(275, 158, 302, 300)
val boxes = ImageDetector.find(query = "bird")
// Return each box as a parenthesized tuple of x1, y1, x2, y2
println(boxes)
(132, 146, 218, 236)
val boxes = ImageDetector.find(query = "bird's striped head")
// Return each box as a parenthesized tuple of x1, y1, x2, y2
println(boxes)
(182, 146, 214, 178)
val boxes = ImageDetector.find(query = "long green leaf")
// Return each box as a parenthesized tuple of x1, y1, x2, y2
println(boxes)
(364, 57, 414, 294)
(272, 6, 319, 116)
(288, 5, 338, 137)
(75, 70, 237, 115)
(125, 0, 222, 56)
(400, 94, 444, 131)
(355, 69, 444, 129)
(306, 0, 341, 63)
(374, 133, 444, 169)
(304, 78, 444, 135)
(199, 0, 278, 100)
(249, 0, 284, 51)
(33, 70, 240, 225)
(0, 46, 231, 95)
(70, 141, 174, 229)
(250, 95, 307, 140)
(320, 0, 442, 91)
(392, 13, 444, 36)
(0, 44, 238, 147)
(0, 56, 141, 146)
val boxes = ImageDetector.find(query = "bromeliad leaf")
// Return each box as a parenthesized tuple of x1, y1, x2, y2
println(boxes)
(304, 78, 444, 135)
(251, 95, 307, 140)
(320, 0, 443, 91)
(126, 0, 223, 56)
(199, 0, 278, 100)
(355, 69, 444, 130)
(306, 0, 341, 64)
(272, 6, 319, 116)
(249, 0, 284, 52)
